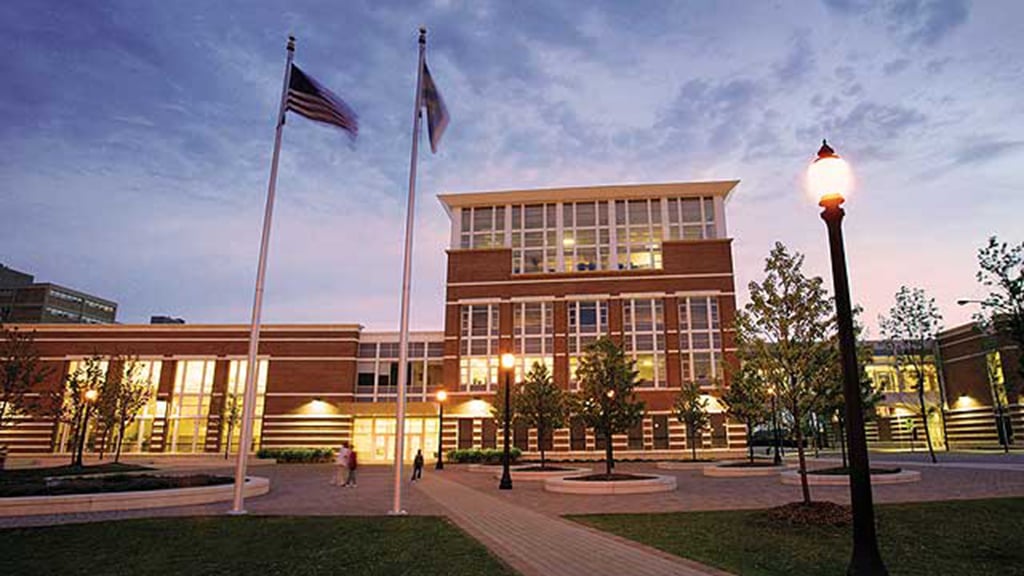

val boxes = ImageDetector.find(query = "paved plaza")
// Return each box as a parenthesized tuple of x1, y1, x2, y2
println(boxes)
(4, 453, 1024, 575)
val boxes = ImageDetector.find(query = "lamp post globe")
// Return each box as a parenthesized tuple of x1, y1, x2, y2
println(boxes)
(810, 140, 888, 576)
(499, 353, 515, 490)
(435, 390, 447, 470)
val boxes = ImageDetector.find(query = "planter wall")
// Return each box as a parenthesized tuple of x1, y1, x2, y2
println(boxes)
(779, 469, 921, 486)
(543, 474, 677, 495)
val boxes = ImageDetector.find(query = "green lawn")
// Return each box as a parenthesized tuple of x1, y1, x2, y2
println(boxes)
(0, 516, 516, 576)
(571, 498, 1024, 576)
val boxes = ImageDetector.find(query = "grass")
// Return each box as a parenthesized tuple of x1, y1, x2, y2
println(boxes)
(571, 498, 1024, 576)
(0, 516, 516, 576)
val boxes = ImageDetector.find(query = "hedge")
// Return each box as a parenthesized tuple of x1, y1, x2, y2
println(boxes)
(256, 447, 335, 463)
(446, 448, 522, 465)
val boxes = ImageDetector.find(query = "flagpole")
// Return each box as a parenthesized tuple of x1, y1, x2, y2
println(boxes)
(390, 27, 427, 516)
(230, 35, 295, 515)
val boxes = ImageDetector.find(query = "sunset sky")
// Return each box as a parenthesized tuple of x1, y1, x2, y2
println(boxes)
(1, 0, 1020, 336)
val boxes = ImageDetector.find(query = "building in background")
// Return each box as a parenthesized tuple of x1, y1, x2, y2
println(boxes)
(150, 315, 186, 324)
(0, 263, 117, 324)
(862, 340, 945, 450)
(0, 181, 742, 460)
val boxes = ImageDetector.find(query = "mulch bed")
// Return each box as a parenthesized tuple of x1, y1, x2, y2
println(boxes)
(0, 474, 232, 498)
(809, 466, 901, 476)
(567, 473, 656, 482)
(762, 501, 852, 527)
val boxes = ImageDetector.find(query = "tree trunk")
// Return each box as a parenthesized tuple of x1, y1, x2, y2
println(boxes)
(690, 426, 698, 461)
(114, 420, 128, 464)
(794, 408, 811, 504)
(604, 427, 613, 476)
(918, 374, 937, 463)
(539, 424, 546, 469)
(747, 425, 754, 463)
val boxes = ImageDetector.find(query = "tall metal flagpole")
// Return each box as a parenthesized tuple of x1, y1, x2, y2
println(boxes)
(230, 35, 295, 515)
(390, 27, 427, 515)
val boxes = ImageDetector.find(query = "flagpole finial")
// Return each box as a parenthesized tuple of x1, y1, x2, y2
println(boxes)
(419, 27, 426, 44)
(287, 35, 295, 52)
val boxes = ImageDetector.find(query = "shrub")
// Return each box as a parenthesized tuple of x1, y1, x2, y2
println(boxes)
(256, 447, 335, 463)
(445, 448, 521, 465)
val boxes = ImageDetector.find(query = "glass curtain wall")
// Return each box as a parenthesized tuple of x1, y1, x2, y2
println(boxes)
(614, 199, 662, 270)
(678, 296, 723, 384)
(460, 304, 501, 391)
(222, 359, 269, 452)
(567, 300, 609, 389)
(356, 341, 444, 402)
(168, 360, 215, 453)
(512, 301, 554, 381)
(623, 298, 666, 387)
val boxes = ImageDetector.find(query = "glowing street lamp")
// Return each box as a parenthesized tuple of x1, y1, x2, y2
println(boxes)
(809, 140, 888, 575)
(499, 353, 515, 490)
(435, 390, 448, 470)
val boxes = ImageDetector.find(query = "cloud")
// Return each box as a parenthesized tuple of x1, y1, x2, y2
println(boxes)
(822, 0, 970, 46)
(774, 30, 815, 83)
(953, 139, 1024, 167)
(882, 58, 912, 75)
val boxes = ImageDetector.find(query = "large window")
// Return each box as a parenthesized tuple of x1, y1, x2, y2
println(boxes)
(679, 296, 722, 384)
(356, 339, 444, 402)
(511, 204, 558, 273)
(223, 360, 269, 452)
(168, 360, 215, 453)
(512, 301, 554, 380)
(460, 304, 501, 391)
(568, 300, 608, 388)
(562, 201, 612, 272)
(117, 360, 162, 453)
(615, 199, 662, 270)
(460, 206, 506, 249)
(623, 298, 666, 387)
(667, 197, 717, 240)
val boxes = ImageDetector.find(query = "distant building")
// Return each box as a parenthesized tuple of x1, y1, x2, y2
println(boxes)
(0, 264, 117, 324)
(150, 316, 186, 324)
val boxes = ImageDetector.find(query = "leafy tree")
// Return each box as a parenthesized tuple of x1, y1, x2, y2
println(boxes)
(879, 286, 943, 463)
(222, 391, 242, 459)
(674, 379, 710, 461)
(736, 242, 834, 504)
(722, 362, 770, 463)
(0, 325, 50, 437)
(812, 335, 879, 468)
(515, 362, 568, 469)
(575, 337, 645, 476)
(974, 236, 1024, 388)
(490, 378, 519, 432)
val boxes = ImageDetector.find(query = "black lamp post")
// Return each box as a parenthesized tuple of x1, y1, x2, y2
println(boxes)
(810, 140, 888, 575)
(499, 353, 515, 490)
(435, 390, 447, 470)
(769, 385, 782, 465)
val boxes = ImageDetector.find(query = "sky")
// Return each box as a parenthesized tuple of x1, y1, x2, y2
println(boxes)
(1, 0, 1021, 337)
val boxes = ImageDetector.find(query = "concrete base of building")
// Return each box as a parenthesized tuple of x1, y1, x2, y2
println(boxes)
(702, 461, 795, 477)
(779, 469, 921, 486)
(543, 474, 677, 495)
(0, 476, 270, 517)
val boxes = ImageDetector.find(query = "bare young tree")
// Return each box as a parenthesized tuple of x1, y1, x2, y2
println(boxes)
(222, 392, 242, 460)
(0, 325, 50, 437)
(879, 286, 943, 464)
(974, 236, 1024, 385)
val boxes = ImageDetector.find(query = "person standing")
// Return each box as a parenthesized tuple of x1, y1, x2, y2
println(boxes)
(333, 442, 351, 486)
(411, 449, 424, 482)
(344, 447, 358, 487)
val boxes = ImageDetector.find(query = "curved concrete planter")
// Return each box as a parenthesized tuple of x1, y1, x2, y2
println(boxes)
(703, 462, 795, 477)
(780, 469, 921, 486)
(0, 476, 270, 517)
(656, 461, 717, 471)
(544, 474, 677, 495)
(466, 463, 527, 473)
(492, 466, 591, 481)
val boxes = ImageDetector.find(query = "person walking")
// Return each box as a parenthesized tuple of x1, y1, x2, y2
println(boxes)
(344, 447, 358, 487)
(333, 442, 351, 486)
(411, 449, 424, 482)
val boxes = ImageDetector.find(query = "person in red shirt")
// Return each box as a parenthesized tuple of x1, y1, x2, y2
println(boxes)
(343, 448, 358, 487)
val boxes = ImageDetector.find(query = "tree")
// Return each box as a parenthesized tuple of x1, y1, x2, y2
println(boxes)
(736, 242, 834, 505)
(0, 325, 50, 437)
(674, 380, 710, 461)
(575, 337, 645, 476)
(515, 362, 568, 469)
(490, 378, 519, 432)
(108, 357, 152, 463)
(879, 286, 943, 464)
(722, 362, 770, 463)
(222, 391, 242, 460)
(974, 236, 1024, 387)
(35, 356, 106, 467)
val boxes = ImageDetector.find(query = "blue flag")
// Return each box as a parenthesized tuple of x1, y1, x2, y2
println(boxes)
(421, 62, 449, 153)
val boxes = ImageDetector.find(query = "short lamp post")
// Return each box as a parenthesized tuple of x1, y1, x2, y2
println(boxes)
(809, 140, 888, 576)
(435, 390, 447, 470)
(769, 384, 782, 466)
(499, 353, 515, 490)
(78, 388, 99, 466)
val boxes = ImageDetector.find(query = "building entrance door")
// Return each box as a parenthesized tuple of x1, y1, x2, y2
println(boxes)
(353, 417, 438, 463)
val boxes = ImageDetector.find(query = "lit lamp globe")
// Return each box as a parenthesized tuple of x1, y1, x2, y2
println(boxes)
(807, 140, 852, 206)
(436, 389, 448, 402)
(84, 389, 99, 402)
(500, 353, 515, 370)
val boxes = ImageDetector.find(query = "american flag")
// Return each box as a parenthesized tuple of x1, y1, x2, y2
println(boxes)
(286, 64, 358, 139)
(421, 62, 449, 153)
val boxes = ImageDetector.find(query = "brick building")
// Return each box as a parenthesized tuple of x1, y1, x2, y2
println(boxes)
(2, 181, 744, 460)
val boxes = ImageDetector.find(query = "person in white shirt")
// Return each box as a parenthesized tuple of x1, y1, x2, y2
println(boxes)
(333, 442, 351, 486)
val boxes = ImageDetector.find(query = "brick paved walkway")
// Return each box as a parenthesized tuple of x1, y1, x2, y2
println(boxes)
(414, 473, 731, 576)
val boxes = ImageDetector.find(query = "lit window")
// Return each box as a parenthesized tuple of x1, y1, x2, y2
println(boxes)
(679, 296, 722, 385)
(512, 301, 554, 380)
(568, 300, 609, 389)
(623, 299, 665, 387)
(460, 303, 501, 391)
